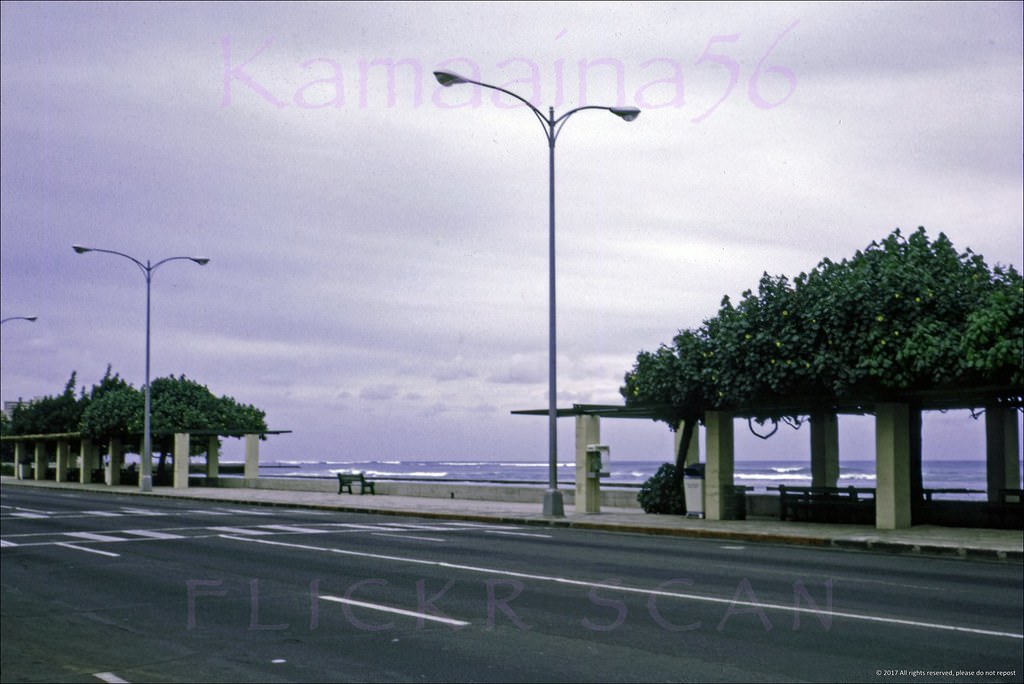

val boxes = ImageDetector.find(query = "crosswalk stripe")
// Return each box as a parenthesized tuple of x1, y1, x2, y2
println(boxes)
(208, 526, 275, 536)
(121, 529, 184, 540)
(260, 524, 325, 534)
(119, 508, 167, 516)
(66, 532, 124, 542)
(217, 508, 274, 516)
(57, 543, 120, 558)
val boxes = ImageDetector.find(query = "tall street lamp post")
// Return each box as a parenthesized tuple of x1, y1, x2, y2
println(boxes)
(434, 70, 639, 517)
(73, 245, 209, 492)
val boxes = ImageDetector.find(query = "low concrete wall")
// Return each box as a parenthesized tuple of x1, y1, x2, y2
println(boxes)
(748, 494, 780, 518)
(192, 476, 642, 508)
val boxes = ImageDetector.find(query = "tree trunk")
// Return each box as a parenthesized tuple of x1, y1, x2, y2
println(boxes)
(673, 416, 697, 490)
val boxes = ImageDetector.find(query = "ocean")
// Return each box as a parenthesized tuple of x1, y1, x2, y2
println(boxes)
(249, 458, 1006, 500)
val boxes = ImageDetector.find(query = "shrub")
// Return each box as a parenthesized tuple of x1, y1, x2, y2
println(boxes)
(637, 463, 685, 514)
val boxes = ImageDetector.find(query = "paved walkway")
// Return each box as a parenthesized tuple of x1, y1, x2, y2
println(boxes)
(3, 477, 1022, 561)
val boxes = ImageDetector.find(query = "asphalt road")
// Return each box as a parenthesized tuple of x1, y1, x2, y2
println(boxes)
(2, 487, 1022, 683)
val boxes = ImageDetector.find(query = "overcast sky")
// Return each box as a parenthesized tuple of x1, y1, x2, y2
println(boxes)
(2, 1, 1022, 466)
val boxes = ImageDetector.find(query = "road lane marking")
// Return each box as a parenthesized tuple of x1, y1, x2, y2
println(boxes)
(1, 540, 18, 548)
(82, 511, 124, 517)
(93, 672, 130, 683)
(371, 533, 447, 543)
(56, 543, 120, 558)
(319, 594, 470, 627)
(436, 528, 524, 532)
(121, 529, 184, 540)
(119, 507, 167, 516)
(260, 524, 327, 534)
(9, 512, 49, 519)
(486, 530, 553, 539)
(66, 532, 125, 542)
(221, 534, 1023, 641)
(218, 508, 274, 516)
(207, 526, 275, 536)
(3, 505, 52, 514)
(331, 522, 451, 533)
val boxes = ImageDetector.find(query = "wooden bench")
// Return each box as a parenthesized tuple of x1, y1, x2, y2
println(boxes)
(337, 472, 376, 495)
(778, 485, 875, 524)
(921, 488, 984, 501)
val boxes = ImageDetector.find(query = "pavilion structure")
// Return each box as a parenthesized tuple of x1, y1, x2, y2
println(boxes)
(2, 429, 290, 488)
(516, 387, 1021, 530)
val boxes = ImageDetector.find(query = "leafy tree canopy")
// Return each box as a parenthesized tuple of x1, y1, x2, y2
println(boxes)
(9, 372, 84, 435)
(622, 227, 1024, 429)
(11, 368, 268, 445)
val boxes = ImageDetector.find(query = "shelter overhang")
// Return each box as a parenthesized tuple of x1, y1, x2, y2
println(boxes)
(513, 386, 1023, 422)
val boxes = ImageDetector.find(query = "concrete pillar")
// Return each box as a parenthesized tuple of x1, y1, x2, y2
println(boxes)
(206, 435, 220, 478)
(985, 405, 1022, 500)
(875, 403, 912, 530)
(80, 439, 97, 484)
(705, 411, 735, 521)
(14, 442, 28, 479)
(55, 441, 71, 482)
(244, 434, 260, 480)
(108, 438, 123, 486)
(173, 433, 190, 489)
(810, 413, 839, 487)
(574, 414, 602, 513)
(33, 442, 49, 480)
(138, 435, 148, 485)
(675, 419, 701, 466)
(908, 406, 924, 524)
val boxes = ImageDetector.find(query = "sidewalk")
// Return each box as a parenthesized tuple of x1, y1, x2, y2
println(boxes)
(3, 477, 1022, 561)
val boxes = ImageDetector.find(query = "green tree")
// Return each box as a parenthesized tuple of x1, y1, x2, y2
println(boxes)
(623, 227, 1024, 434)
(9, 372, 84, 436)
(149, 375, 267, 436)
(78, 386, 144, 443)
(1, 411, 12, 461)
(87, 365, 134, 403)
(78, 373, 269, 478)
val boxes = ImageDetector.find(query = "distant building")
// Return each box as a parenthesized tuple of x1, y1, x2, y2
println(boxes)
(3, 399, 36, 420)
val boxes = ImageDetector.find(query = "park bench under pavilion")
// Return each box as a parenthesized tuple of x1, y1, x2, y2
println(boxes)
(3, 429, 290, 489)
(516, 386, 1021, 530)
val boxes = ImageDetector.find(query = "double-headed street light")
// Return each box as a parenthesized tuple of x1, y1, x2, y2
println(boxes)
(73, 245, 209, 492)
(1, 316, 38, 325)
(434, 70, 639, 517)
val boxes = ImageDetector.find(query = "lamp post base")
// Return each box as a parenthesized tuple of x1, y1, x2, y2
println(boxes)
(139, 475, 153, 493)
(542, 489, 565, 517)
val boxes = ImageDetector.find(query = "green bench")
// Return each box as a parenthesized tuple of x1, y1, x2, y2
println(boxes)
(337, 472, 376, 495)
(986, 488, 1023, 528)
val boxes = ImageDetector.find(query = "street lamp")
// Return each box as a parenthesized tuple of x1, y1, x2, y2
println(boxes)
(1, 316, 38, 325)
(73, 245, 209, 492)
(434, 70, 639, 517)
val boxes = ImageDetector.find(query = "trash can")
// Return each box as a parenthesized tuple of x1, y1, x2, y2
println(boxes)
(683, 463, 704, 518)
